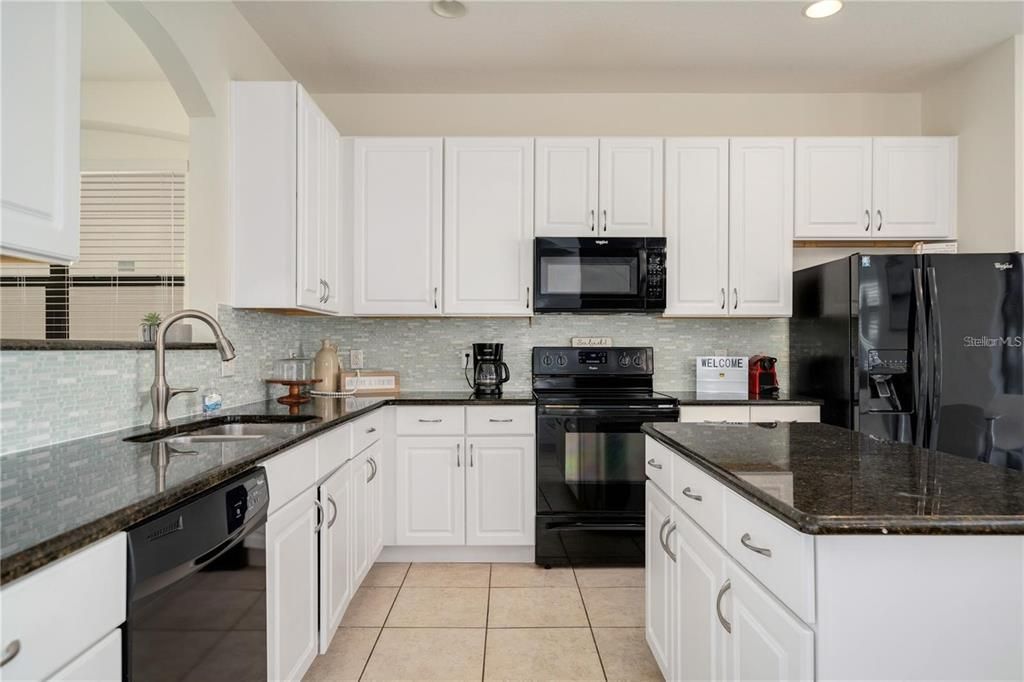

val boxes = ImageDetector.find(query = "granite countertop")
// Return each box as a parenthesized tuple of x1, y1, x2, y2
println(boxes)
(0, 390, 535, 584)
(643, 421, 1024, 535)
(664, 391, 822, 406)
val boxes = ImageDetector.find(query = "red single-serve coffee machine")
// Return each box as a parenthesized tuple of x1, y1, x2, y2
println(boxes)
(748, 355, 780, 397)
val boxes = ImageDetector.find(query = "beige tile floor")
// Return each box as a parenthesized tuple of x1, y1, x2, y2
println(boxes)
(305, 562, 664, 682)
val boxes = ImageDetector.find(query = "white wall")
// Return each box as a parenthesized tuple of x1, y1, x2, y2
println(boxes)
(315, 92, 922, 137)
(80, 80, 189, 167)
(922, 38, 1018, 253)
(140, 1, 293, 333)
(1017, 35, 1024, 252)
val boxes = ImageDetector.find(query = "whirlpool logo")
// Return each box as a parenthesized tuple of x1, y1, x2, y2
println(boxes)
(963, 335, 1024, 348)
(994, 262, 1014, 271)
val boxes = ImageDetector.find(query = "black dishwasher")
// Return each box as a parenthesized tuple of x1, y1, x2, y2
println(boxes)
(126, 468, 269, 681)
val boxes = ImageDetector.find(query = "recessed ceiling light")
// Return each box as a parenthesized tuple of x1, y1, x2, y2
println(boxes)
(432, 0, 467, 19)
(803, 0, 843, 19)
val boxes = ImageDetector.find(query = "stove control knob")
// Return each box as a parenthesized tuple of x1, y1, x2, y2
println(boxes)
(541, 353, 554, 367)
(556, 353, 568, 367)
(632, 352, 645, 369)
(617, 353, 631, 367)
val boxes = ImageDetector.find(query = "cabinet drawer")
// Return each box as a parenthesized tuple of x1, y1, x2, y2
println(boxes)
(679, 405, 750, 423)
(644, 438, 674, 493)
(748, 405, 820, 423)
(396, 406, 465, 435)
(466, 406, 534, 435)
(264, 439, 318, 515)
(670, 455, 724, 545)
(723, 489, 815, 624)
(0, 533, 126, 682)
(352, 410, 384, 453)
(317, 424, 352, 478)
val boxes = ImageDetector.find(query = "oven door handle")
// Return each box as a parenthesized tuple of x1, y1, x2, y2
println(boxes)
(545, 521, 646, 532)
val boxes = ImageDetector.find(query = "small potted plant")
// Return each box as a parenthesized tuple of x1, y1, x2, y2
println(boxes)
(140, 312, 162, 343)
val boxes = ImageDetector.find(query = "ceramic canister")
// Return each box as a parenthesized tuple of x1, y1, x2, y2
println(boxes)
(313, 339, 341, 392)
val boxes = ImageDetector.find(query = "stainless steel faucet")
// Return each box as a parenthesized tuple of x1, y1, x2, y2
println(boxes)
(149, 309, 236, 429)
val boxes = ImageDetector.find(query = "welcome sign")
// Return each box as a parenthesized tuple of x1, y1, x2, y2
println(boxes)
(696, 356, 748, 394)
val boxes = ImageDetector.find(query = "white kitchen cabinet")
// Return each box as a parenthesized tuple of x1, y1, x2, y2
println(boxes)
(0, 0, 81, 263)
(664, 139, 730, 316)
(443, 138, 534, 315)
(536, 138, 663, 237)
(675, 510, 727, 682)
(395, 436, 465, 544)
(599, 138, 664, 236)
(535, 138, 599, 236)
(0, 534, 125, 682)
(49, 629, 121, 682)
(729, 138, 794, 317)
(794, 136, 957, 241)
(267, 486, 320, 682)
(795, 138, 873, 239)
(350, 450, 371, 583)
(231, 81, 342, 314)
(465, 436, 534, 546)
(872, 137, 956, 239)
(679, 405, 820, 424)
(644, 482, 676, 676)
(723, 562, 815, 682)
(353, 138, 443, 315)
(318, 463, 353, 654)
(364, 439, 385, 561)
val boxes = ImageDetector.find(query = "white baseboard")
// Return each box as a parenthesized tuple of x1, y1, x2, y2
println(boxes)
(379, 545, 534, 563)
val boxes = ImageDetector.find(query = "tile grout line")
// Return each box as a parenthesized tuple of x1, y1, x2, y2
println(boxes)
(357, 562, 411, 682)
(573, 566, 609, 682)
(481, 563, 492, 682)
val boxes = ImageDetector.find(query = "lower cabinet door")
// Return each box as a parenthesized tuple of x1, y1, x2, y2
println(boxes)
(675, 511, 728, 682)
(644, 482, 676, 677)
(49, 629, 121, 682)
(724, 561, 814, 681)
(366, 440, 384, 559)
(267, 487, 320, 682)
(395, 436, 466, 545)
(350, 452, 370, 583)
(319, 464, 353, 653)
(465, 436, 534, 545)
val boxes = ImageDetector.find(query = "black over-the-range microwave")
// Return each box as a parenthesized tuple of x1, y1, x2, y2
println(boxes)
(533, 237, 666, 313)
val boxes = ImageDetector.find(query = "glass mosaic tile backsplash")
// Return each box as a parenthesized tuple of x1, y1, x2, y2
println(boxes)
(0, 306, 787, 454)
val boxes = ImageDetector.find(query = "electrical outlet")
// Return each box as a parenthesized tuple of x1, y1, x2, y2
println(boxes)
(220, 359, 235, 378)
(350, 349, 364, 369)
(459, 350, 471, 369)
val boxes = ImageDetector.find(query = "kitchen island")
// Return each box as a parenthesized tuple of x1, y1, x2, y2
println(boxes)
(642, 421, 1024, 681)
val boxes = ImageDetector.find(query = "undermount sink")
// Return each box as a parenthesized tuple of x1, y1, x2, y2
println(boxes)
(125, 415, 320, 444)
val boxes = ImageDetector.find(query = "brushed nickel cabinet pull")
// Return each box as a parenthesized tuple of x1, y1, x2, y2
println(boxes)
(590, 209, 595, 232)
(1, 640, 20, 667)
(314, 499, 325, 534)
(456, 443, 461, 467)
(327, 494, 338, 528)
(740, 532, 772, 558)
(663, 523, 678, 562)
(681, 487, 703, 502)
(877, 209, 883, 232)
(720, 288, 726, 310)
(716, 580, 732, 633)
(733, 288, 738, 310)
(418, 418, 442, 423)
(864, 209, 871, 232)
(469, 442, 474, 467)
(647, 458, 662, 470)
(602, 209, 608, 232)
(489, 418, 514, 423)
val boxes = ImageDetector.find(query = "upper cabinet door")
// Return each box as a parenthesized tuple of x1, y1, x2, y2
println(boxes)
(728, 139, 794, 317)
(794, 138, 873, 239)
(598, 138, 664, 236)
(353, 138, 443, 315)
(872, 137, 956, 239)
(320, 129, 341, 314)
(296, 91, 325, 310)
(444, 138, 534, 315)
(1, 1, 81, 263)
(535, 138, 599, 237)
(664, 139, 729, 316)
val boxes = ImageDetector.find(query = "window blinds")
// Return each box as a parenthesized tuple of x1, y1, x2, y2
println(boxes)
(0, 171, 186, 341)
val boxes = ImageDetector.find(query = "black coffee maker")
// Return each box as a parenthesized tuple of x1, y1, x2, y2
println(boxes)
(466, 343, 510, 395)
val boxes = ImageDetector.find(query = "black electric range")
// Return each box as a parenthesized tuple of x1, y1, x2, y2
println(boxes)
(532, 347, 679, 567)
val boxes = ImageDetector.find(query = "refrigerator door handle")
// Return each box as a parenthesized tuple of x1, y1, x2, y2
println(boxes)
(912, 267, 930, 449)
(926, 266, 943, 451)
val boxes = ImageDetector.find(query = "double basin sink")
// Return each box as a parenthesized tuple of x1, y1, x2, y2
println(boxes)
(125, 415, 321, 445)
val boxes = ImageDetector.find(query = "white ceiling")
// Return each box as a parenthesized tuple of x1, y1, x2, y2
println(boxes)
(235, 0, 1024, 93)
(82, 2, 167, 82)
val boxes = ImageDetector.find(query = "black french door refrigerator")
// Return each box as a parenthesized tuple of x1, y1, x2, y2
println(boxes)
(791, 253, 1023, 470)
